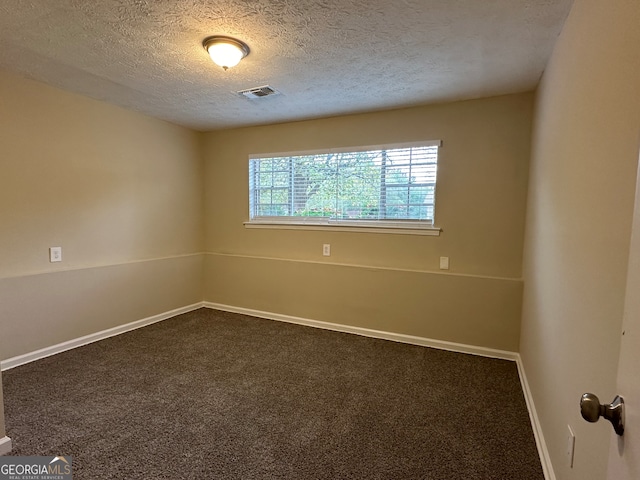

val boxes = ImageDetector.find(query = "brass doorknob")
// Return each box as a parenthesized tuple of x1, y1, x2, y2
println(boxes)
(580, 393, 624, 436)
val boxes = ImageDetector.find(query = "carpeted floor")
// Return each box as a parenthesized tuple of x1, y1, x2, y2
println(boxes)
(2, 308, 544, 479)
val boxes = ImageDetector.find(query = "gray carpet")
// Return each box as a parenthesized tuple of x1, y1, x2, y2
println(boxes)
(2, 308, 544, 479)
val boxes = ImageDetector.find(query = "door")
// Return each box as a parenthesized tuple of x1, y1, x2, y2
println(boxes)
(607, 156, 640, 479)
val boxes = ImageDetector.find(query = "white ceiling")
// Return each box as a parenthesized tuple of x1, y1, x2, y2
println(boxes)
(0, 0, 573, 131)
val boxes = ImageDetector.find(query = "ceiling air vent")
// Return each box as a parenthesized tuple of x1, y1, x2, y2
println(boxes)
(237, 85, 280, 99)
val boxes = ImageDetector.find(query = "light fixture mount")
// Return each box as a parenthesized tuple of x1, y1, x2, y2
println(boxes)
(203, 35, 250, 71)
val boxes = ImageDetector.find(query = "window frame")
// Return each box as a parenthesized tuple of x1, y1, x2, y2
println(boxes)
(245, 141, 442, 236)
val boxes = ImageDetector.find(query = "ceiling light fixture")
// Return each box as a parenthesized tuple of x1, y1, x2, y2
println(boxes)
(203, 35, 250, 71)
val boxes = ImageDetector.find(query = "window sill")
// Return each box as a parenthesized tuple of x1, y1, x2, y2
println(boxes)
(243, 220, 441, 236)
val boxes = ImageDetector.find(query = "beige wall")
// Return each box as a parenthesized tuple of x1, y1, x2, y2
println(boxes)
(203, 93, 533, 351)
(0, 256, 203, 360)
(0, 70, 205, 360)
(520, 0, 640, 479)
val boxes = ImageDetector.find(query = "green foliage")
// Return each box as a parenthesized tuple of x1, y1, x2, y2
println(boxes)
(251, 147, 437, 221)
(294, 207, 341, 217)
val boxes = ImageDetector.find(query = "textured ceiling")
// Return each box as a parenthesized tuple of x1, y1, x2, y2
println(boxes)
(0, 0, 573, 131)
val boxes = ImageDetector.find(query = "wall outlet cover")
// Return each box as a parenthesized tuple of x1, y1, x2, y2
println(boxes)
(49, 246, 62, 263)
(566, 425, 575, 468)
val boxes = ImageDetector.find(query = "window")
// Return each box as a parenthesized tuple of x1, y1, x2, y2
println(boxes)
(247, 141, 441, 234)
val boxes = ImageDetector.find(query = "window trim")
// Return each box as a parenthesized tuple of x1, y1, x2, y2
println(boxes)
(247, 140, 442, 235)
(248, 140, 442, 160)
(243, 219, 441, 236)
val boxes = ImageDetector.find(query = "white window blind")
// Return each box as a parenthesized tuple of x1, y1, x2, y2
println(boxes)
(248, 141, 440, 229)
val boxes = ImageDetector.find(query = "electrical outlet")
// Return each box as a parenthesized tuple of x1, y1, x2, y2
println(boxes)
(323, 244, 331, 256)
(566, 425, 575, 468)
(49, 246, 62, 263)
(439, 256, 449, 270)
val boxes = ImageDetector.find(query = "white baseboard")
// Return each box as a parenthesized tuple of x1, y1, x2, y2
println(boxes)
(0, 436, 12, 455)
(203, 302, 519, 361)
(204, 301, 555, 479)
(516, 356, 556, 480)
(0, 300, 554, 479)
(0, 303, 205, 371)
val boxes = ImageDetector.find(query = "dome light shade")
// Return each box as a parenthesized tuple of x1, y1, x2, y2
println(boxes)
(203, 36, 250, 70)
